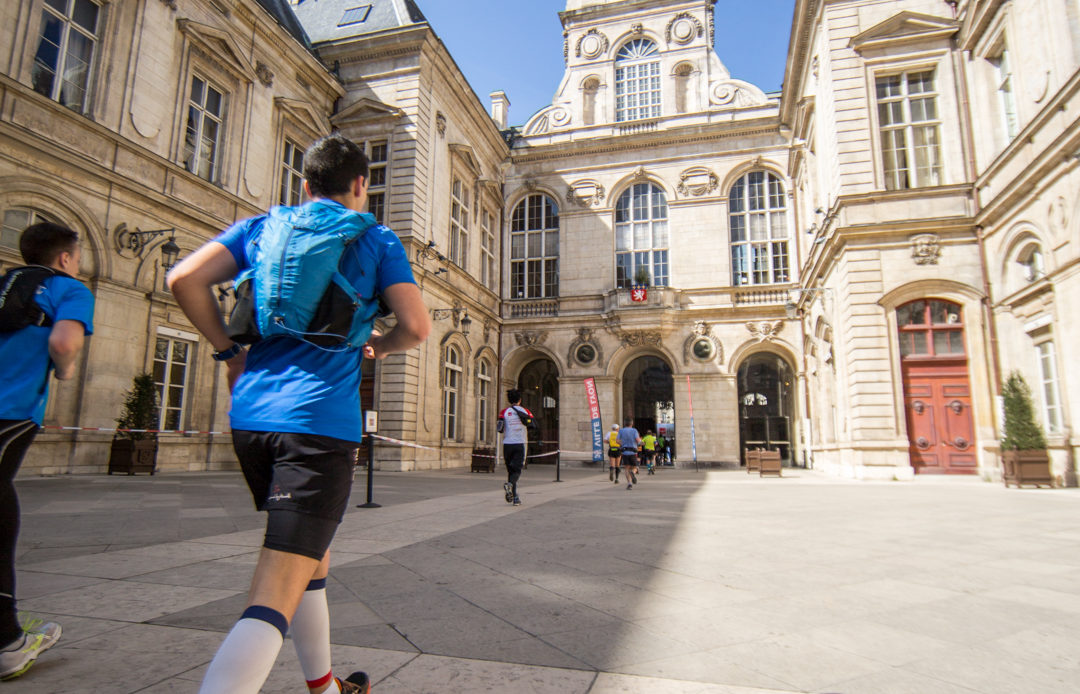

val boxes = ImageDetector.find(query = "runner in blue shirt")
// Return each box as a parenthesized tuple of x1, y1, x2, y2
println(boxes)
(0, 222, 94, 680)
(168, 134, 430, 694)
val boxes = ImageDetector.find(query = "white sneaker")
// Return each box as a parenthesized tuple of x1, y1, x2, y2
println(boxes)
(0, 620, 62, 680)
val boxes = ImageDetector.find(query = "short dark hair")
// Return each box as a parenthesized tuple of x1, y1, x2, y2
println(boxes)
(624, 417, 633, 427)
(20, 222, 79, 266)
(507, 389, 521, 404)
(303, 133, 369, 198)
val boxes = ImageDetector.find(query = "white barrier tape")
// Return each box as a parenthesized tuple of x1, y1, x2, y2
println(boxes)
(369, 433, 441, 452)
(42, 425, 227, 435)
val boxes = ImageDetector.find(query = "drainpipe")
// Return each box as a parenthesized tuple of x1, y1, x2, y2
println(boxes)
(975, 225, 1002, 398)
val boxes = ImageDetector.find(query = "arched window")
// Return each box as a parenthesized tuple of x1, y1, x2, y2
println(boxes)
(896, 300, 964, 358)
(615, 183, 669, 288)
(615, 39, 660, 122)
(1017, 243, 1044, 282)
(1, 208, 55, 251)
(729, 171, 790, 286)
(510, 194, 559, 299)
(476, 358, 492, 443)
(442, 345, 461, 440)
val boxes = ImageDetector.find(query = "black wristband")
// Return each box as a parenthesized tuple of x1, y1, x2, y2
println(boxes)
(211, 343, 244, 361)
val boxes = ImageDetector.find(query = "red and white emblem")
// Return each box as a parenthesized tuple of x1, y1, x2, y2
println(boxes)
(630, 285, 647, 302)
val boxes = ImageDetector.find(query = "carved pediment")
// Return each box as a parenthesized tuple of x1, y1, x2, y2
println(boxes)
(448, 143, 482, 177)
(850, 12, 959, 53)
(276, 97, 331, 137)
(177, 19, 256, 82)
(331, 97, 404, 127)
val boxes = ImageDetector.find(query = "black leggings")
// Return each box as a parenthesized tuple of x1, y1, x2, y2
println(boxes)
(504, 444, 525, 497)
(0, 420, 39, 646)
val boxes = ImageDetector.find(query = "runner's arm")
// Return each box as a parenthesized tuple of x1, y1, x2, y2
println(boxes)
(48, 319, 85, 380)
(365, 282, 430, 359)
(166, 242, 240, 353)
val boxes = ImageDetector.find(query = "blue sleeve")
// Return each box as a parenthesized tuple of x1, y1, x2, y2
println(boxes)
(213, 216, 264, 272)
(375, 228, 417, 293)
(53, 280, 95, 335)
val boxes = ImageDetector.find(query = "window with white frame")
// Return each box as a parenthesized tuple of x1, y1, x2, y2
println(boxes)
(477, 358, 492, 443)
(729, 171, 790, 286)
(1036, 340, 1062, 434)
(442, 345, 461, 440)
(615, 183, 668, 288)
(876, 70, 942, 190)
(615, 39, 661, 122)
(510, 194, 559, 298)
(153, 336, 192, 431)
(450, 178, 469, 269)
(366, 140, 388, 224)
(183, 75, 225, 181)
(279, 139, 304, 207)
(480, 208, 496, 291)
(1, 208, 54, 251)
(989, 40, 1019, 142)
(32, 0, 99, 113)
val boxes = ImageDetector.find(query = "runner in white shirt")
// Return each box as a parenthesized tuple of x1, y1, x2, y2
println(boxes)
(497, 389, 534, 505)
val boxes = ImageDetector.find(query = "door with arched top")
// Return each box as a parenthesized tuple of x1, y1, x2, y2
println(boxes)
(897, 299, 976, 473)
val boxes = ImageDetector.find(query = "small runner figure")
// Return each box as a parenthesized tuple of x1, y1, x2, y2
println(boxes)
(617, 418, 641, 490)
(642, 430, 657, 474)
(607, 424, 621, 483)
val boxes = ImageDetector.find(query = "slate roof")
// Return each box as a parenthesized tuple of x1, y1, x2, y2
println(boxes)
(288, 0, 428, 45)
(254, 0, 314, 49)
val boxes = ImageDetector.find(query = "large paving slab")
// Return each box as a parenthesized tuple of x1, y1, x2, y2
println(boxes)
(8, 467, 1080, 692)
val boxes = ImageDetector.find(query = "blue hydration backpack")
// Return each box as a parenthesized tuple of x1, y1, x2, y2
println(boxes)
(226, 203, 384, 351)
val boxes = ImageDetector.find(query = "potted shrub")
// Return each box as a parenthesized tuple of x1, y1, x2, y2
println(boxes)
(108, 373, 160, 475)
(1000, 371, 1052, 488)
(633, 266, 651, 286)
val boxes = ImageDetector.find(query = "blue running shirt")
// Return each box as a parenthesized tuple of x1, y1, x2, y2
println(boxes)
(215, 200, 416, 443)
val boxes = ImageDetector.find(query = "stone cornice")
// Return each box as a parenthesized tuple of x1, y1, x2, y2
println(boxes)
(780, 0, 821, 126)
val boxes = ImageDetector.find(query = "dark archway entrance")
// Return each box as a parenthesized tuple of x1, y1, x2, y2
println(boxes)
(518, 358, 559, 455)
(737, 353, 795, 464)
(622, 356, 675, 439)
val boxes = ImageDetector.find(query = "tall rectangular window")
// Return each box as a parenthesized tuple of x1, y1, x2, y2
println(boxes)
(990, 43, 1019, 141)
(32, 0, 99, 112)
(153, 336, 191, 431)
(279, 139, 304, 207)
(1036, 341, 1062, 434)
(876, 70, 942, 190)
(510, 194, 559, 298)
(442, 346, 461, 440)
(480, 209, 496, 291)
(183, 75, 225, 181)
(450, 178, 469, 270)
(366, 140, 388, 224)
(477, 359, 491, 443)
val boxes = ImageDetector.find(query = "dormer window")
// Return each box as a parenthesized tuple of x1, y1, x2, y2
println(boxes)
(615, 39, 660, 122)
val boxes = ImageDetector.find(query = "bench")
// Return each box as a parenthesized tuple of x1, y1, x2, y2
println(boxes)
(471, 447, 496, 473)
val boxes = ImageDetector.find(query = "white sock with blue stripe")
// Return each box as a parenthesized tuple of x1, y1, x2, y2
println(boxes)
(198, 605, 287, 694)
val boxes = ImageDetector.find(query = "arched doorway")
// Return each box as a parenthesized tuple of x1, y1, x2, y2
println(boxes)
(622, 356, 674, 439)
(518, 358, 559, 451)
(737, 353, 795, 464)
(897, 299, 976, 473)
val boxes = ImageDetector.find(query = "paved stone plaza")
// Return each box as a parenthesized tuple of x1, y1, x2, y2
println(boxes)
(8, 466, 1080, 693)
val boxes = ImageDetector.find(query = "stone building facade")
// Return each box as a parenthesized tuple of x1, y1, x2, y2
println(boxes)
(2, 0, 1077, 484)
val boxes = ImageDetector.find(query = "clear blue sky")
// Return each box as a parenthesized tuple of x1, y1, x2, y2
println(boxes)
(420, 1, 796, 127)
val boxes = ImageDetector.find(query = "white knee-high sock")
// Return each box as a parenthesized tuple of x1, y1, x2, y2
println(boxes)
(292, 578, 338, 692)
(199, 606, 287, 694)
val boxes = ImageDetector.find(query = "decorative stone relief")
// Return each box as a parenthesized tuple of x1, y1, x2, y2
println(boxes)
(482, 319, 492, 344)
(618, 330, 662, 347)
(710, 81, 765, 107)
(746, 322, 783, 342)
(575, 28, 610, 59)
(631, 166, 650, 182)
(255, 61, 274, 87)
(665, 13, 703, 45)
(568, 328, 603, 367)
(523, 178, 538, 192)
(707, 11, 715, 43)
(631, 23, 644, 36)
(910, 233, 941, 265)
(160, 0, 177, 9)
(566, 179, 606, 208)
(563, 31, 569, 64)
(435, 112, 446, 137)
(515, 330, 548, 347)
(682, 321, 723, 365)
(676, 166, 719, 197)
(1049, 196, 1068, 235)
(549, 106, 571, 128)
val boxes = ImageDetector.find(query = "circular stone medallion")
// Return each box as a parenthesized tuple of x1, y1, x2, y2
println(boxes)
(692, 338, 714, 360)
(576, 344, 597, 365)
(672, 18, 695, 44)
(581, 34, 603, 59)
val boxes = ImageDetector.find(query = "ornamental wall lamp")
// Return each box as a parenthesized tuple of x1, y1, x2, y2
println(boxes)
(431, 305, 471, 336)
(115, 226, 181, 273)
(415, 239, 447, 265)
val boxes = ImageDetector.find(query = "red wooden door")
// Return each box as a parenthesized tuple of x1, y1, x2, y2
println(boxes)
(897, 300, 977, 474)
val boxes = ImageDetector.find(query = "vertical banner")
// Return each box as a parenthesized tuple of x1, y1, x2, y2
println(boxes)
(584, 377, 604, 463)
(686, 375, 698, 463)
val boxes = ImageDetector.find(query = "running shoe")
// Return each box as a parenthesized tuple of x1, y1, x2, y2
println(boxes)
(338, 671, 371, 694)
(503, 482, 514, 503)
(630, 471, 638, 485)
(626, 483, 633, 490)
(0, 621, 62, 681)
(513, 497, 522, 506)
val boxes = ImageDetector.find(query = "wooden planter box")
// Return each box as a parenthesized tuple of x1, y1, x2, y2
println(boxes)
(745, 448, 761, 474)
(1002, 449, 1053, 488)
(108, 438, 158, 475)
(471, 447, 496, 473)
(759, 450, 782, 477)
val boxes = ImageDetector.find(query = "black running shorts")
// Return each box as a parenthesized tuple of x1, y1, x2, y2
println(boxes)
(232, 430, 358, 560)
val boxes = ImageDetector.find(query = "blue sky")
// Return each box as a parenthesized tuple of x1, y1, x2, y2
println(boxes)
(419, 1, 796, 127)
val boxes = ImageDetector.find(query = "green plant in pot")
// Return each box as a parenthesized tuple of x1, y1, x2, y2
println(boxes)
(1000, 371, 1052, 487)
(633, 265, 651, 286)
(108, 373, 161, 475)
